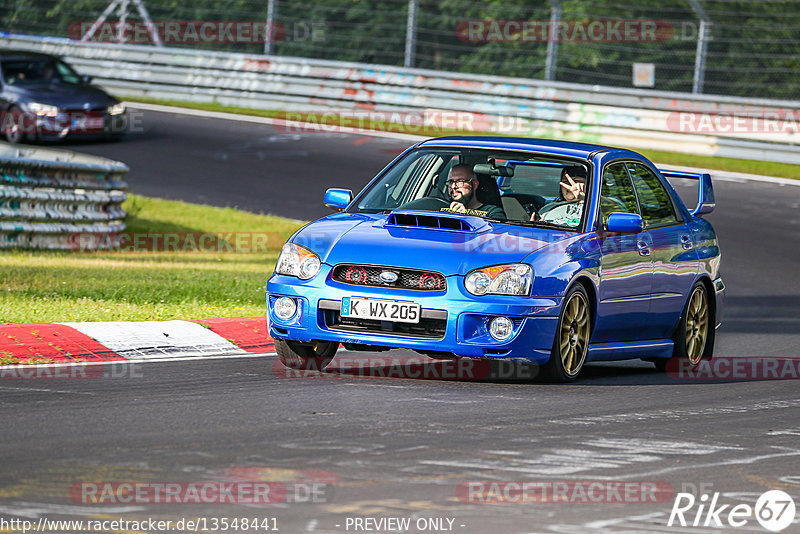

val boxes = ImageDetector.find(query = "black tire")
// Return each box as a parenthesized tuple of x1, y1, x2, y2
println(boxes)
(275, 339, 337, 371)
(541, 284, 592, 382)
(3, 106, 27, 144)
(653, 282, 714, 372)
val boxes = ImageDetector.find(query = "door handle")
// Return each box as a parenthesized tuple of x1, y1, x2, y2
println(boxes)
(680, 234, 693, 250)
(637, 240, 651, 256)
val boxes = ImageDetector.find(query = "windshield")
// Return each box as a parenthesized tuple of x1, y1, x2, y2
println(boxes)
(1, 58, 82, 86)
(353, 147, 590, 230)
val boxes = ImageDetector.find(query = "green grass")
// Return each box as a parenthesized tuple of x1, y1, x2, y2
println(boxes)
(127, 96, 800, 181)
(0, 194, 304, 323)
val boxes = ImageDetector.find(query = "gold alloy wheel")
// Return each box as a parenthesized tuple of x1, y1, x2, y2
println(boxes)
(685, 286, 709, 364)
(559, 291, 590, 376)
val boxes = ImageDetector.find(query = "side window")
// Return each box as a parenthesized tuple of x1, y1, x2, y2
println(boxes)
(627, 163, 679, 227)
(55, 61, 81, 84)
(600, 163, 639, 226)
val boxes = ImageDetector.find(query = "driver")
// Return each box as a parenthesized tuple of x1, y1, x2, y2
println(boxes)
(445, 164, 504, 219)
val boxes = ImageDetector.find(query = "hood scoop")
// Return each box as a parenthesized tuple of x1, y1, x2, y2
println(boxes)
(385, 210, 488, 232)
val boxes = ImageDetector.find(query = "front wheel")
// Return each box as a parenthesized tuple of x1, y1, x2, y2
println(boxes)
(541, 284, 592, 382)
(3, 106, 27, 144)
(654, 282, 714, 371)
(276, 339, 337, 371)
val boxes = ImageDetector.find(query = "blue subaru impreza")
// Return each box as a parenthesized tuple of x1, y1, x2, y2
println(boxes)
(267, 137, 723, 382)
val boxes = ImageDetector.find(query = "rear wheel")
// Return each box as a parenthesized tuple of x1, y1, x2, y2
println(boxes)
(654, 282, 714, 371)
(276, 339, 337, 371)
(541, 285, 592, 382)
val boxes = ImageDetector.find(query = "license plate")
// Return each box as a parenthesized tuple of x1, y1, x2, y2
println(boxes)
(73, 117, 104, 129)
(341, 297, 420, 324)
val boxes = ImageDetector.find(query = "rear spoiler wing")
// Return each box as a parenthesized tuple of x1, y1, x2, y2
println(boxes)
(658, 169, 715, 216)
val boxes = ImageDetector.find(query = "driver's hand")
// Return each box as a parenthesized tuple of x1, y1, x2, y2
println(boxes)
(559, 174, 585, 201)
(449, 201, 467, 213)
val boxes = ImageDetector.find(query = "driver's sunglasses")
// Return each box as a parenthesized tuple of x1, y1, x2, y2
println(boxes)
(446, 178, 471, 188)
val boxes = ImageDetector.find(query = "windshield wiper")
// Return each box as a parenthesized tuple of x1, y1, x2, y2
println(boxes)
(505, 220, 573, 231)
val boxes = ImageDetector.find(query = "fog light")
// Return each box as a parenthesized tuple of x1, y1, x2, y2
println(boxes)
(489, 316, 514, 341)
(274, 297, 298, 320)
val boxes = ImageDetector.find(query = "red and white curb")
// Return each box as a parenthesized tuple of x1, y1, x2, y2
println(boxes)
(0, 317, 274, 365)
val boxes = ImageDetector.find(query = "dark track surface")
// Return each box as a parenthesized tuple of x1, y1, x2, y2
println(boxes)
(72, 108, 412, 220)
(1, 107, 799, 533)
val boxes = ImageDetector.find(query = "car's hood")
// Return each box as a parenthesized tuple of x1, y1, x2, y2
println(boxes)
(292, 211, 575, 275)
(5, 83, 117, 109)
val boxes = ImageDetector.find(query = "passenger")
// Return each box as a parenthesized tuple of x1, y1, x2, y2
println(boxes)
(531, 166, 587, 227)
(445, 164, 505, 219)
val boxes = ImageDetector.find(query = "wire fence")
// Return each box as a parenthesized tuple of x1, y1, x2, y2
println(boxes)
(2, 0, 799, 100)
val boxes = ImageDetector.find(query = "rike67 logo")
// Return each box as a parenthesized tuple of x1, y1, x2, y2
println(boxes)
(668, 490, 796, 532)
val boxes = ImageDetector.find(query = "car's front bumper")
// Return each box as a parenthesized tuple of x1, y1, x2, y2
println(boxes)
(267, 269, 562, 364)
(33, 111, 127, 140)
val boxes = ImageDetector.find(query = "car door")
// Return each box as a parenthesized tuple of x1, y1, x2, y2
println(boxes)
(593, 162, 654, 343)
(627, 162, 699, 339)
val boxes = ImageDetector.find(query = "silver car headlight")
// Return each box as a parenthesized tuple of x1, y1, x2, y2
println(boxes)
(108, 103, 126, 115)
(465, 264, 532, 296)
(26, 102, 59, 117)
(275, 243, 321, 280)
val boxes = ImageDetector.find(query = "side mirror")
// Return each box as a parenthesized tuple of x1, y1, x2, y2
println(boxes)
(81, 75, 93, 85)
(606, 212, 643, 233)
(323, 188, 352, 211)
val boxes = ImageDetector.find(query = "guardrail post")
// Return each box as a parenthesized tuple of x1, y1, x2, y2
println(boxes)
(264, 0, 277, 55)
(404, 0, 418, 68)
(545, 0, 561, 81)
(687, 0, 710, 94)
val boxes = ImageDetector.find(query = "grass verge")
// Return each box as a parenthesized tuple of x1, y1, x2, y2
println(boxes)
(0, 195, 304, 323)
(126, 96, 800, 181)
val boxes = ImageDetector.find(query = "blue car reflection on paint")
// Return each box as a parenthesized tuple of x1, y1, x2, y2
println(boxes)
(267, 137, 723, 382)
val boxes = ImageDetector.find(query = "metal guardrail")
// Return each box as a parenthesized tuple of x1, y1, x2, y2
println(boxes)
(0, 142, 128, 249)
(1, 33, 799, 164)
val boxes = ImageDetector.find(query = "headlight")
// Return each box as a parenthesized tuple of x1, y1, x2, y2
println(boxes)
(108, 103, 126, 115)
(26, 103, 59, 117)
(275, 243, 321, 280)
(465, 264, 532, 296)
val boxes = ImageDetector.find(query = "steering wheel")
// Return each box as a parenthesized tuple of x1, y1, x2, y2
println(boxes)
(397, 197, 451, 210)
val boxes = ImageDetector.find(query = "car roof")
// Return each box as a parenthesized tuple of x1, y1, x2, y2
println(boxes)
(417, 136, 617, 160)
(0, 50, 58, 61)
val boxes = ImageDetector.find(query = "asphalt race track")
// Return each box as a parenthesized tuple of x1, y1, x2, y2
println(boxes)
(1, 107, 799, 533)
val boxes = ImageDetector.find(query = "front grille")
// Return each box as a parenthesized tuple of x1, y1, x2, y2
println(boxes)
(322, 309, 447, 339)
(332, 264, 446, 291)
